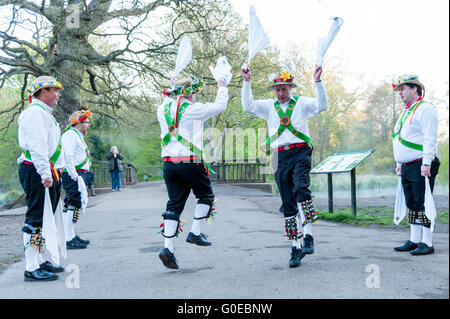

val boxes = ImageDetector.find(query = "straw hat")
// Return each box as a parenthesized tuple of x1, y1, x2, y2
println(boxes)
(28, 75, 63, 97)
(392, 74, 425, 95)
(266, 71, 297, 90)
(69, 110, 92, 125)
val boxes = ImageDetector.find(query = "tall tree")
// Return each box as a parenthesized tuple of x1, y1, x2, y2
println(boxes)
(0, 0, 230, 127)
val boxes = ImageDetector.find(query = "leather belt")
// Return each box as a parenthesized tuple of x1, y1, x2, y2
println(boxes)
(274, 142, 308, 152)
(163, 156, 200, 163)
(402, 158, 422, 166)
(76, 169, 88, 173)
(23, 160, 34, 165)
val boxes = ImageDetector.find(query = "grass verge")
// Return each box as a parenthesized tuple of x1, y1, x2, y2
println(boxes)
(318, 208, 449, 227)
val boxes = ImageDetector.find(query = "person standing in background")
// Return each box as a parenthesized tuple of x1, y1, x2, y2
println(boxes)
(107, 146, 124, 191)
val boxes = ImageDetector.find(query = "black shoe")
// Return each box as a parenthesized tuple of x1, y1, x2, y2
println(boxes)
(394, 240, 419, 252)
(39, 261, 64, 273)
(302, 234, 314, 254)
(159, 248, 179, 269)
(66, 238, 87, 250)
(24, 268, 58, 282)
(75, 235, 90, 245)
(289, 247, 304, 268)
(186, 232, 212, 246)
(410, 242, 435, 255)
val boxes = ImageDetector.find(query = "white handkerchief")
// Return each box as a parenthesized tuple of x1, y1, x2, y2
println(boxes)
(172, 36, 192, 83)
(424, 176, 436, 232)
(42, 188, 59, 265)
(316, 16, 344, 67)
(248, 5, 270, 63)
(78, 177, 88, 215)
(54, 199, 67, 259)
(394, 177, 406, 225)
(209, 56, 232, 85)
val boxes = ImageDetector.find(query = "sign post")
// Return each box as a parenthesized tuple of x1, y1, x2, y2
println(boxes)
(310, 150, 375, 215)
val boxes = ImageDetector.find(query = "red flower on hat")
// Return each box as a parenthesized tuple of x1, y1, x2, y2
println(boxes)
(162, 89, 170, 96)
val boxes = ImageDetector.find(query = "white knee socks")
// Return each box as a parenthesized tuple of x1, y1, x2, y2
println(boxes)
(23, 233, 39, 272)
(422, 226, 433, 247)
(409, 224, 421, 243)
(191, 204, 210, 236)
(163, 219, 179, 253)
(65, 209, 75, 241)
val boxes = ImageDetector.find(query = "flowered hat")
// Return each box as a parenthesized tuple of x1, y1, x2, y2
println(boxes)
(392, 74, 425, 96)
(266, 71, 297, 90)
(69, 110, 92, 125)
(27, 75, 63, 102)
(163, 76, 205, 97)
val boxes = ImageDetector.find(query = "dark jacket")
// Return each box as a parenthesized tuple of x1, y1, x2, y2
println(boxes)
(106, 151, 124, 171)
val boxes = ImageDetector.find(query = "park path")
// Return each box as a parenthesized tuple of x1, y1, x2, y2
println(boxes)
(0, 181, 448, 299)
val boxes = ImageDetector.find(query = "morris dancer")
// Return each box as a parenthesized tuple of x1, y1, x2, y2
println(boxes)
(241, 66, 328, 267)
(61, 110, 93, 250)
(18, 75, 65, 281)
(392, 74, 440, 255)
(157, 76, 228, 269)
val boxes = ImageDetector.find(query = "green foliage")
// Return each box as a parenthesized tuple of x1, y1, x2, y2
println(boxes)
(436, 138, 449, 186)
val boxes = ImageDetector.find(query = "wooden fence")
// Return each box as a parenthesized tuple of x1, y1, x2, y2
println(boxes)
(90, 161, 138, 188)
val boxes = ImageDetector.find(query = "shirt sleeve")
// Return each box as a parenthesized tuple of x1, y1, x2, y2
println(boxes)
(420, 104, 439, 165)
(23, 108, 52, 180)
(301, 81, 329, 118)
(186, 87, 229, 120)
(241, 81, 271, 119)
(62, 131, 79, 179)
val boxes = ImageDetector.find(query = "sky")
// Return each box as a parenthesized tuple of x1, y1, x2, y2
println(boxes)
(228, 0, 449, 103)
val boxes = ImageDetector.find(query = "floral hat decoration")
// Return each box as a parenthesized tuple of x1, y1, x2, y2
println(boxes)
(27, 75, 64, 103)
(266, 71, 297, 90)
(392, 74, 425, 96)
(163, 76, 205, 97)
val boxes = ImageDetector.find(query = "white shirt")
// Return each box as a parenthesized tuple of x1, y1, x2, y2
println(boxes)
(241, 81, 328, 148)
(393, 101, 438, 165)
(17, 99, 65, 179)
(157, 87, 229, 158)
(61, 128, 91, 179)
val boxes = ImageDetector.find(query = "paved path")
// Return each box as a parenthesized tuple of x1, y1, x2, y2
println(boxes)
(0, 182, 448, 299)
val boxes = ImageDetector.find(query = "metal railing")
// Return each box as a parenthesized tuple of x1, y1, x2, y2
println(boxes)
(90, 161, 138, 187)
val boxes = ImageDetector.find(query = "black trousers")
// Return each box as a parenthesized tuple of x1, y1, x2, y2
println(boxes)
(401, 157, 440, 212)
(61, 171, 83, 209)
(273, 145, 313, 217)
(18, 163, 61, 229)
(163, 160, 215, 218)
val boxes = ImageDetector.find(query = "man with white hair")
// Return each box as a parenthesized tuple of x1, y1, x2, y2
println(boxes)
(392, 74, 440, 255)
(241, 66, 328, 268)
(157, 76, 228, 269)
(17, 75, 65, 281)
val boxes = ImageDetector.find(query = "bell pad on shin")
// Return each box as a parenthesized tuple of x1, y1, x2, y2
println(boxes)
(284, 217, 302, 241)
(407, 210, 431, 226)
(299, 200, 318, 225)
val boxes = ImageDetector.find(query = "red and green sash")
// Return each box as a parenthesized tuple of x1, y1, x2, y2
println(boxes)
(392, 98, 424, 151)
(63, 128, 92, 172)
(264, 96, 314, 152)
(23, 103, 62, 180)
(161, 97, 216, 175)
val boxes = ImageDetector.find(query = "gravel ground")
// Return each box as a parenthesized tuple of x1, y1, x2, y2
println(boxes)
(0, 189, 448, 275)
